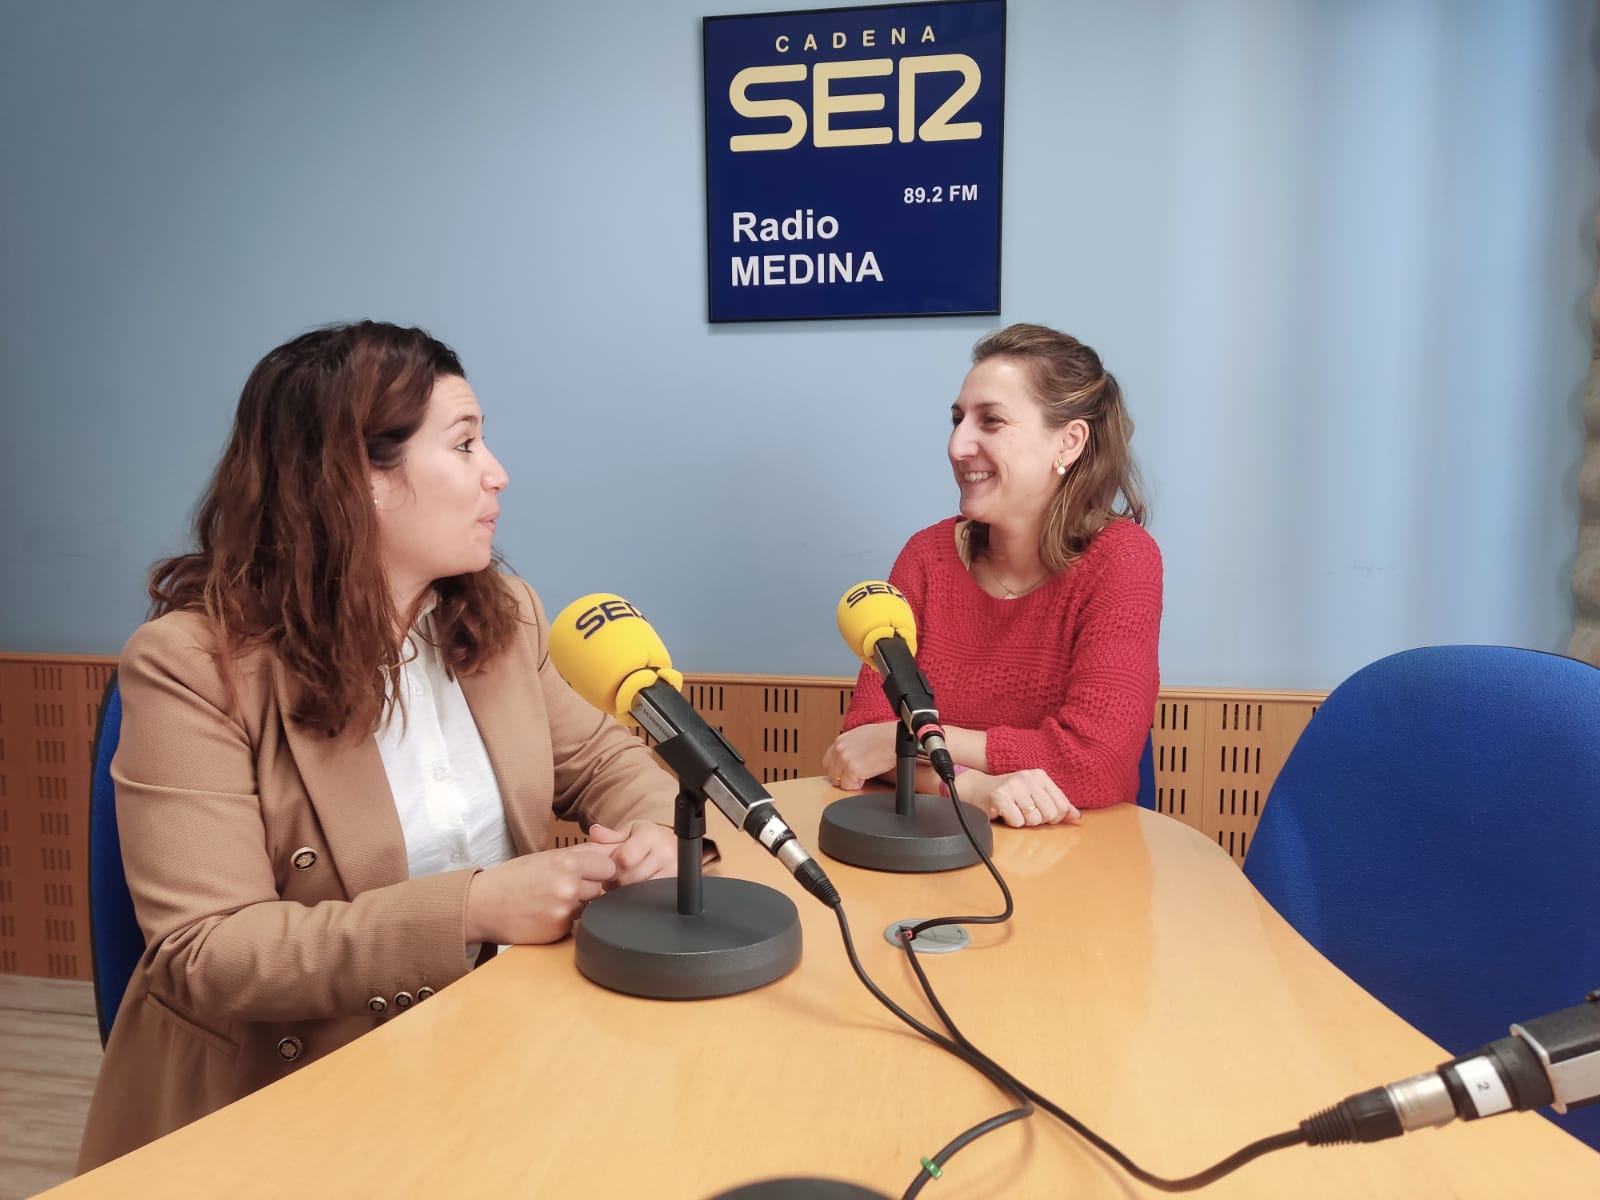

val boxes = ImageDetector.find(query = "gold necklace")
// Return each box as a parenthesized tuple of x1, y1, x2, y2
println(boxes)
(984, 559, 1048, 600)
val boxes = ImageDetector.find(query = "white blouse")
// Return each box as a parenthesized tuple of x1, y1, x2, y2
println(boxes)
(375, 611, 514, 885)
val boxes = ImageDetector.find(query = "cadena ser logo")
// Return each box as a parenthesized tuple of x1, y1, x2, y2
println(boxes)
(702, 0, 1005, 323)
(845, 583, 906, 608)
(726, 49, 983, 153)
(574, 598, 647, 640)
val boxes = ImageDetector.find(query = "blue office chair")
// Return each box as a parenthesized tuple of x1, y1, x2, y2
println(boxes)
(1244, 645, 1600, 1149)
(89, 671, 144, 1046)
(1135, 732, 1156, 810)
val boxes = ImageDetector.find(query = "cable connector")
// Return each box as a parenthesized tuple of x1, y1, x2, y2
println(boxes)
(1300, 1086, 1406, 1146)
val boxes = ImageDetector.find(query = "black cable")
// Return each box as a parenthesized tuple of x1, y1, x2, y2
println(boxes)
(839, 773, 1309, 1192)
(889, 921, 1032, 1199)
(901, 775, 1012, 940)
(895, 907, 1309, 1190)
(829, 904, 1035, 1200)
(830, 902, 1025, 1096)
(900, 1105, 1033, 1200)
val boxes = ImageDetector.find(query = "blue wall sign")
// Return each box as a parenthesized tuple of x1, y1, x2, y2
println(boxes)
(703, 0, 1006, 323)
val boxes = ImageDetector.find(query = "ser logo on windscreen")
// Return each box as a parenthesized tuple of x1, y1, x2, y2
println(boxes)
(575, 599, 647, 640)
(845, 583, 905, 608)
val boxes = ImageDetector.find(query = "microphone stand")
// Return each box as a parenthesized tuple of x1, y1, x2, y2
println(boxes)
(574, 718, 803, 1000)
(818, 722, 992, 872)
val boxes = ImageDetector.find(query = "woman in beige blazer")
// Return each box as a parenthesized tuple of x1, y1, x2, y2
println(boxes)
(77, 322, 680, 1171)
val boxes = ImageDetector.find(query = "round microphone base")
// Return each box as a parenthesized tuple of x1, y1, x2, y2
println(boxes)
(575, 877, 802, 999)
(708, 1179, 891, 1199)
(817, 792, 993, 872)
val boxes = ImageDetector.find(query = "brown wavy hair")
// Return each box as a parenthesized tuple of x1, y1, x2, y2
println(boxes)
(150, 321, 522, 736)
(965, 323, 1147, 573)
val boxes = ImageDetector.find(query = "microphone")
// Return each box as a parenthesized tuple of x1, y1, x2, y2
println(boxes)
(836, 582, 954, 780)
(819, 583, 991, 874)
(1301, 992, 1600, 1146)
(549, 593, 839, 910)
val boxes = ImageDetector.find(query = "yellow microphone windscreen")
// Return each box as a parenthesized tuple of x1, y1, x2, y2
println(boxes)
(836, 581, 918, 666)
(548, 593, 684, 721)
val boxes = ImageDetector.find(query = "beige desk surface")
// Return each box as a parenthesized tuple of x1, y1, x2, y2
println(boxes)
(48, 780, 1600, 1199)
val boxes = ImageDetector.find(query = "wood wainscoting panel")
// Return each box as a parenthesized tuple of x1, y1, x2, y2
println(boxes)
(0, 651, 1324, 978)
(1152, 694, 1202, 828)
(0, 656, 116, 980)
(1201, 691, 1322, 865)
(697, 675, 855, 785)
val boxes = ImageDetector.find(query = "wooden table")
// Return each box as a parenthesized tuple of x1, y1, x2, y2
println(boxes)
(47, 780, 1600, 1198)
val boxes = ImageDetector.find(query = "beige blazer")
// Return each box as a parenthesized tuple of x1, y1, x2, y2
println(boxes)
(77, 579, 676, 1172)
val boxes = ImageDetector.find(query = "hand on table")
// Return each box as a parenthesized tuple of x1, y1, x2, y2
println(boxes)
(822, 722, 898, 790)
(961, 769, 1080, 828)
(465, 843, 618, 946)
(585, 821, 677, 887)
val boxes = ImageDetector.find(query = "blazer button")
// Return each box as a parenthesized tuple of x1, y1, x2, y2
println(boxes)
(416, 986, 435, 1001)
(276, 1036, 303, 1062)
(367, 996, 388, 1014)
(291, 847, 317, 870)
(393, 991, 414, 1010)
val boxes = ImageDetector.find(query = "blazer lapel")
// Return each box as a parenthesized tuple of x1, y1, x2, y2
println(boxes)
(461, 653, 552, 855)
(275, 663, 408, 897)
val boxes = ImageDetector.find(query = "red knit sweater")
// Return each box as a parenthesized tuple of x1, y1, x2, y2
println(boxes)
(841, 517, 1163, 809)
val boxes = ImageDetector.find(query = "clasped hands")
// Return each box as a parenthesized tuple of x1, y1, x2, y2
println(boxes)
(464, 819, 677, 948)
(822, 721, 1081, 828)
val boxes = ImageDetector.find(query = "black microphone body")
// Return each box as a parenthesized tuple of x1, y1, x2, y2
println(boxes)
(1303, 992, 1600, 1146)
(871, 635, 955, 779)
(629, 678, 839, 908)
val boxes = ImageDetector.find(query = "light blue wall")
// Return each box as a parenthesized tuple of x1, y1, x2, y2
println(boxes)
(2, 0, 1595, 689)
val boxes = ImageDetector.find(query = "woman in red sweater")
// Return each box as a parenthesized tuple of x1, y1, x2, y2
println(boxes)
(823, 324, 1162, 827)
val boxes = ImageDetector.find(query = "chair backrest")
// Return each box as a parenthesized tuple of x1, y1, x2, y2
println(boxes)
(1135, 732, 1156, 810)
(1243, 645, 1600, 1149)
(88, 671, 143, 1046)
